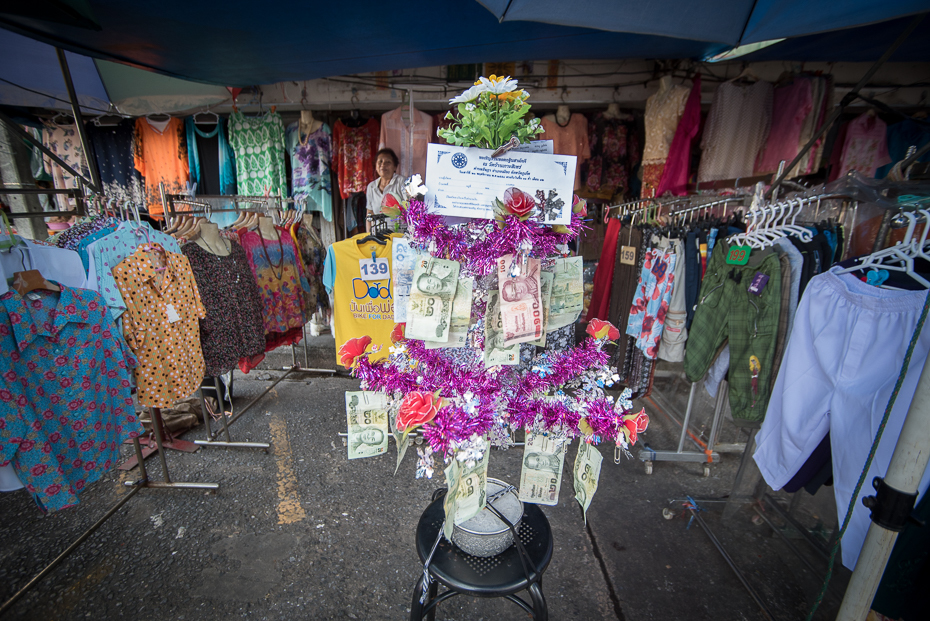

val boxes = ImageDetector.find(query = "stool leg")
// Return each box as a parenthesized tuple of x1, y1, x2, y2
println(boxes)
(528, 582, 548, 621)
(425, 580, 438, 621)
(409, 582, 424, 621)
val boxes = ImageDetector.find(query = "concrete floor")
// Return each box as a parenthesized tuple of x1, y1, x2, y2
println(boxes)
(0, 334, 850, 620)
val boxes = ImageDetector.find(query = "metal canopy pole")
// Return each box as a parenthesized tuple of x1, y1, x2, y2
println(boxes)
(765, 13, 925, 199)
(55, 47, 101, 193)
(837, 355, 930, 620)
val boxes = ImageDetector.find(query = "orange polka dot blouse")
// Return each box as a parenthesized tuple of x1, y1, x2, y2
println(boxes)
(113, 244, 206, 408)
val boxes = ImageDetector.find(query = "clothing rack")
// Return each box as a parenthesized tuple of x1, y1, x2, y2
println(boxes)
(162, 188, 337, 377)
(639, 191, 858, 475)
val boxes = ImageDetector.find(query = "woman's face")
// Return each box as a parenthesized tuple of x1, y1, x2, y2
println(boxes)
(376, 154, 396, 180)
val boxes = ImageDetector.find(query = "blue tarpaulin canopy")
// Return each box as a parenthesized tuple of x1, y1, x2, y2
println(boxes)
(0, 1, 927, 88)
(477, 0, 929, 46)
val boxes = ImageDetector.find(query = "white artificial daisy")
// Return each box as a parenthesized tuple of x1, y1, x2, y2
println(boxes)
(479, 75, 518, 95)
(449, 84, 486, 105)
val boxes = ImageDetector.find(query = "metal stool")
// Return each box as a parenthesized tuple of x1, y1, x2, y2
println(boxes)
(409, 493, 553, 620)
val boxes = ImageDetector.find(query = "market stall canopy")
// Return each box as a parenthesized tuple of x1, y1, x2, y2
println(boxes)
(0, 1, 928, 88)
(477, 0, 928, 46)
(0, 30, 230, 116)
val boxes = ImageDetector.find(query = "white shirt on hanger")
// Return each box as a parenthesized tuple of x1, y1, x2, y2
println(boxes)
(0, 241, 87, 296)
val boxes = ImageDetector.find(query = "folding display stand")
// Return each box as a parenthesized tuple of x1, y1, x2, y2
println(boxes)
(638, 379, 736, 476)
(196, 376, 271, 450)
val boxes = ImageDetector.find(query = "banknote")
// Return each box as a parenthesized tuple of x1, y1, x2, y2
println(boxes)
(483, 289, 520, 367)
(406, 255, 461, 342)
(443, 436, 490, 539)
(345, 391, 389, 460)
(573, 442, 603, 523)
(391, 239, 417, 323)
(547, 256, 584, 331)
(518, 432, 567, 506)
(530, 271, 554, 347)
(496, 254, 543, 346)
(425, 277, 473, 349)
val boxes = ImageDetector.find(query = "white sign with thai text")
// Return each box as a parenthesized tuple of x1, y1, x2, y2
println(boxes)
(425, 144, 576, 224)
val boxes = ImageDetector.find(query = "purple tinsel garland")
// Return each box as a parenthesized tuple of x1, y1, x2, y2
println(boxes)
(352, 335, 620, 456)
(399, 200, 586, 276)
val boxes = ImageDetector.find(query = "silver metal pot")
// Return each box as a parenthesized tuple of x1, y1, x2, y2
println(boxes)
(451, 478, 524, 557)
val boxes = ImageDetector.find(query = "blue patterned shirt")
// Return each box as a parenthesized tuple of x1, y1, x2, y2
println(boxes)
(0, 285, 142, 513)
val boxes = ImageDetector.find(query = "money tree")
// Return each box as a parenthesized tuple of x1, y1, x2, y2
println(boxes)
(341, 76, 648, 524)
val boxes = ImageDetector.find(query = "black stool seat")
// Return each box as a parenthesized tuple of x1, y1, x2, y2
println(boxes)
(410, 495, 553, 620)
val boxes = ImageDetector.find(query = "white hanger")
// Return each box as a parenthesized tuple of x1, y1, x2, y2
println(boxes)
(837, 211, 929, 288)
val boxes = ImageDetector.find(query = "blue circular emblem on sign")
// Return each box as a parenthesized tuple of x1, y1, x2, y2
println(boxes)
(451, 153, 467, 169)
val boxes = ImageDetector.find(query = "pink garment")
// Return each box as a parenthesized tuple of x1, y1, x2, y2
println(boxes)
(829, 113, 891, 181)
(539, 115, 591, 190)
(379, 107, 433, 181)
(655, 75, 701, 197)
(755, 79, 813, 174)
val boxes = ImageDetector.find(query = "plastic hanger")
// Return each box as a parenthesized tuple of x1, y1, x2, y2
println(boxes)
(193, 110, 220, 126)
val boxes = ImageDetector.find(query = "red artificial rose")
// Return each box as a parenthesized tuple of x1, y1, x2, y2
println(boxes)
(380, 192, 403, 217)
(572, 194, 588, 217)
(391, 323, 406, 344)
(338, 335, 372, 368)
(586, 318, 621, 341)
(620, 408, 649, 446)
(503, 187, 535, 219)
(397, 391, 443, 431)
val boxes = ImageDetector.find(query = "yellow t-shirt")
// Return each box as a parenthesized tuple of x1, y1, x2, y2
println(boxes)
(330, 233, 396, 365)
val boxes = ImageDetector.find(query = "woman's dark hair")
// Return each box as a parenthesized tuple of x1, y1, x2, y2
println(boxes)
(375, 148, 399, 167)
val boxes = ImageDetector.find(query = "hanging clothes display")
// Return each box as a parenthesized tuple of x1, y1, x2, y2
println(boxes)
(0, 285, 143, 512)
(641, 82, 691, 198)
(182, 240, 265, 377)
(112, 244, 206, 408)
(586, 112, 640, 199)
(237, 226, 308, 345)
(185, 117, 237, 196)
(379, 106, 433, 180)
(332, 118, 380, 199)
(754, 78, 814, 175)
(754, 268, 930, 570)
(228, 110, 288, 198)
(795, 75, 832, 176)
(133, 117, 190, 217)
(539, 114, 591, 191)
(85, 220, 183, 320)
(828, 112, 892, 182)
(698, 80, 773, 183)
(655, 75, 700, 197)
(285, 121, 333, 222)
(684, 239, 782, 425)
(877, 118, 930, 177)
(625, 240, 678, 360)
(585, 217, 621, 322)
(42, 122, 91, 210)
(86, 120, 145, 206)
(323, 232, 396, 366)
(290, 218, 328, 317)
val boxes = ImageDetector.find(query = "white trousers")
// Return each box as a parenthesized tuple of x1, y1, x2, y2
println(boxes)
(754, 267, 930, 570)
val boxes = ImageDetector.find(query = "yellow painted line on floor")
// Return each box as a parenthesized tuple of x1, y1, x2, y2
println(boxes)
(269, 415, 307, 524)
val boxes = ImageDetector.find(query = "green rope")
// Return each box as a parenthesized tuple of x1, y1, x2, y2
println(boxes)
(806, 289, 930, 620)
